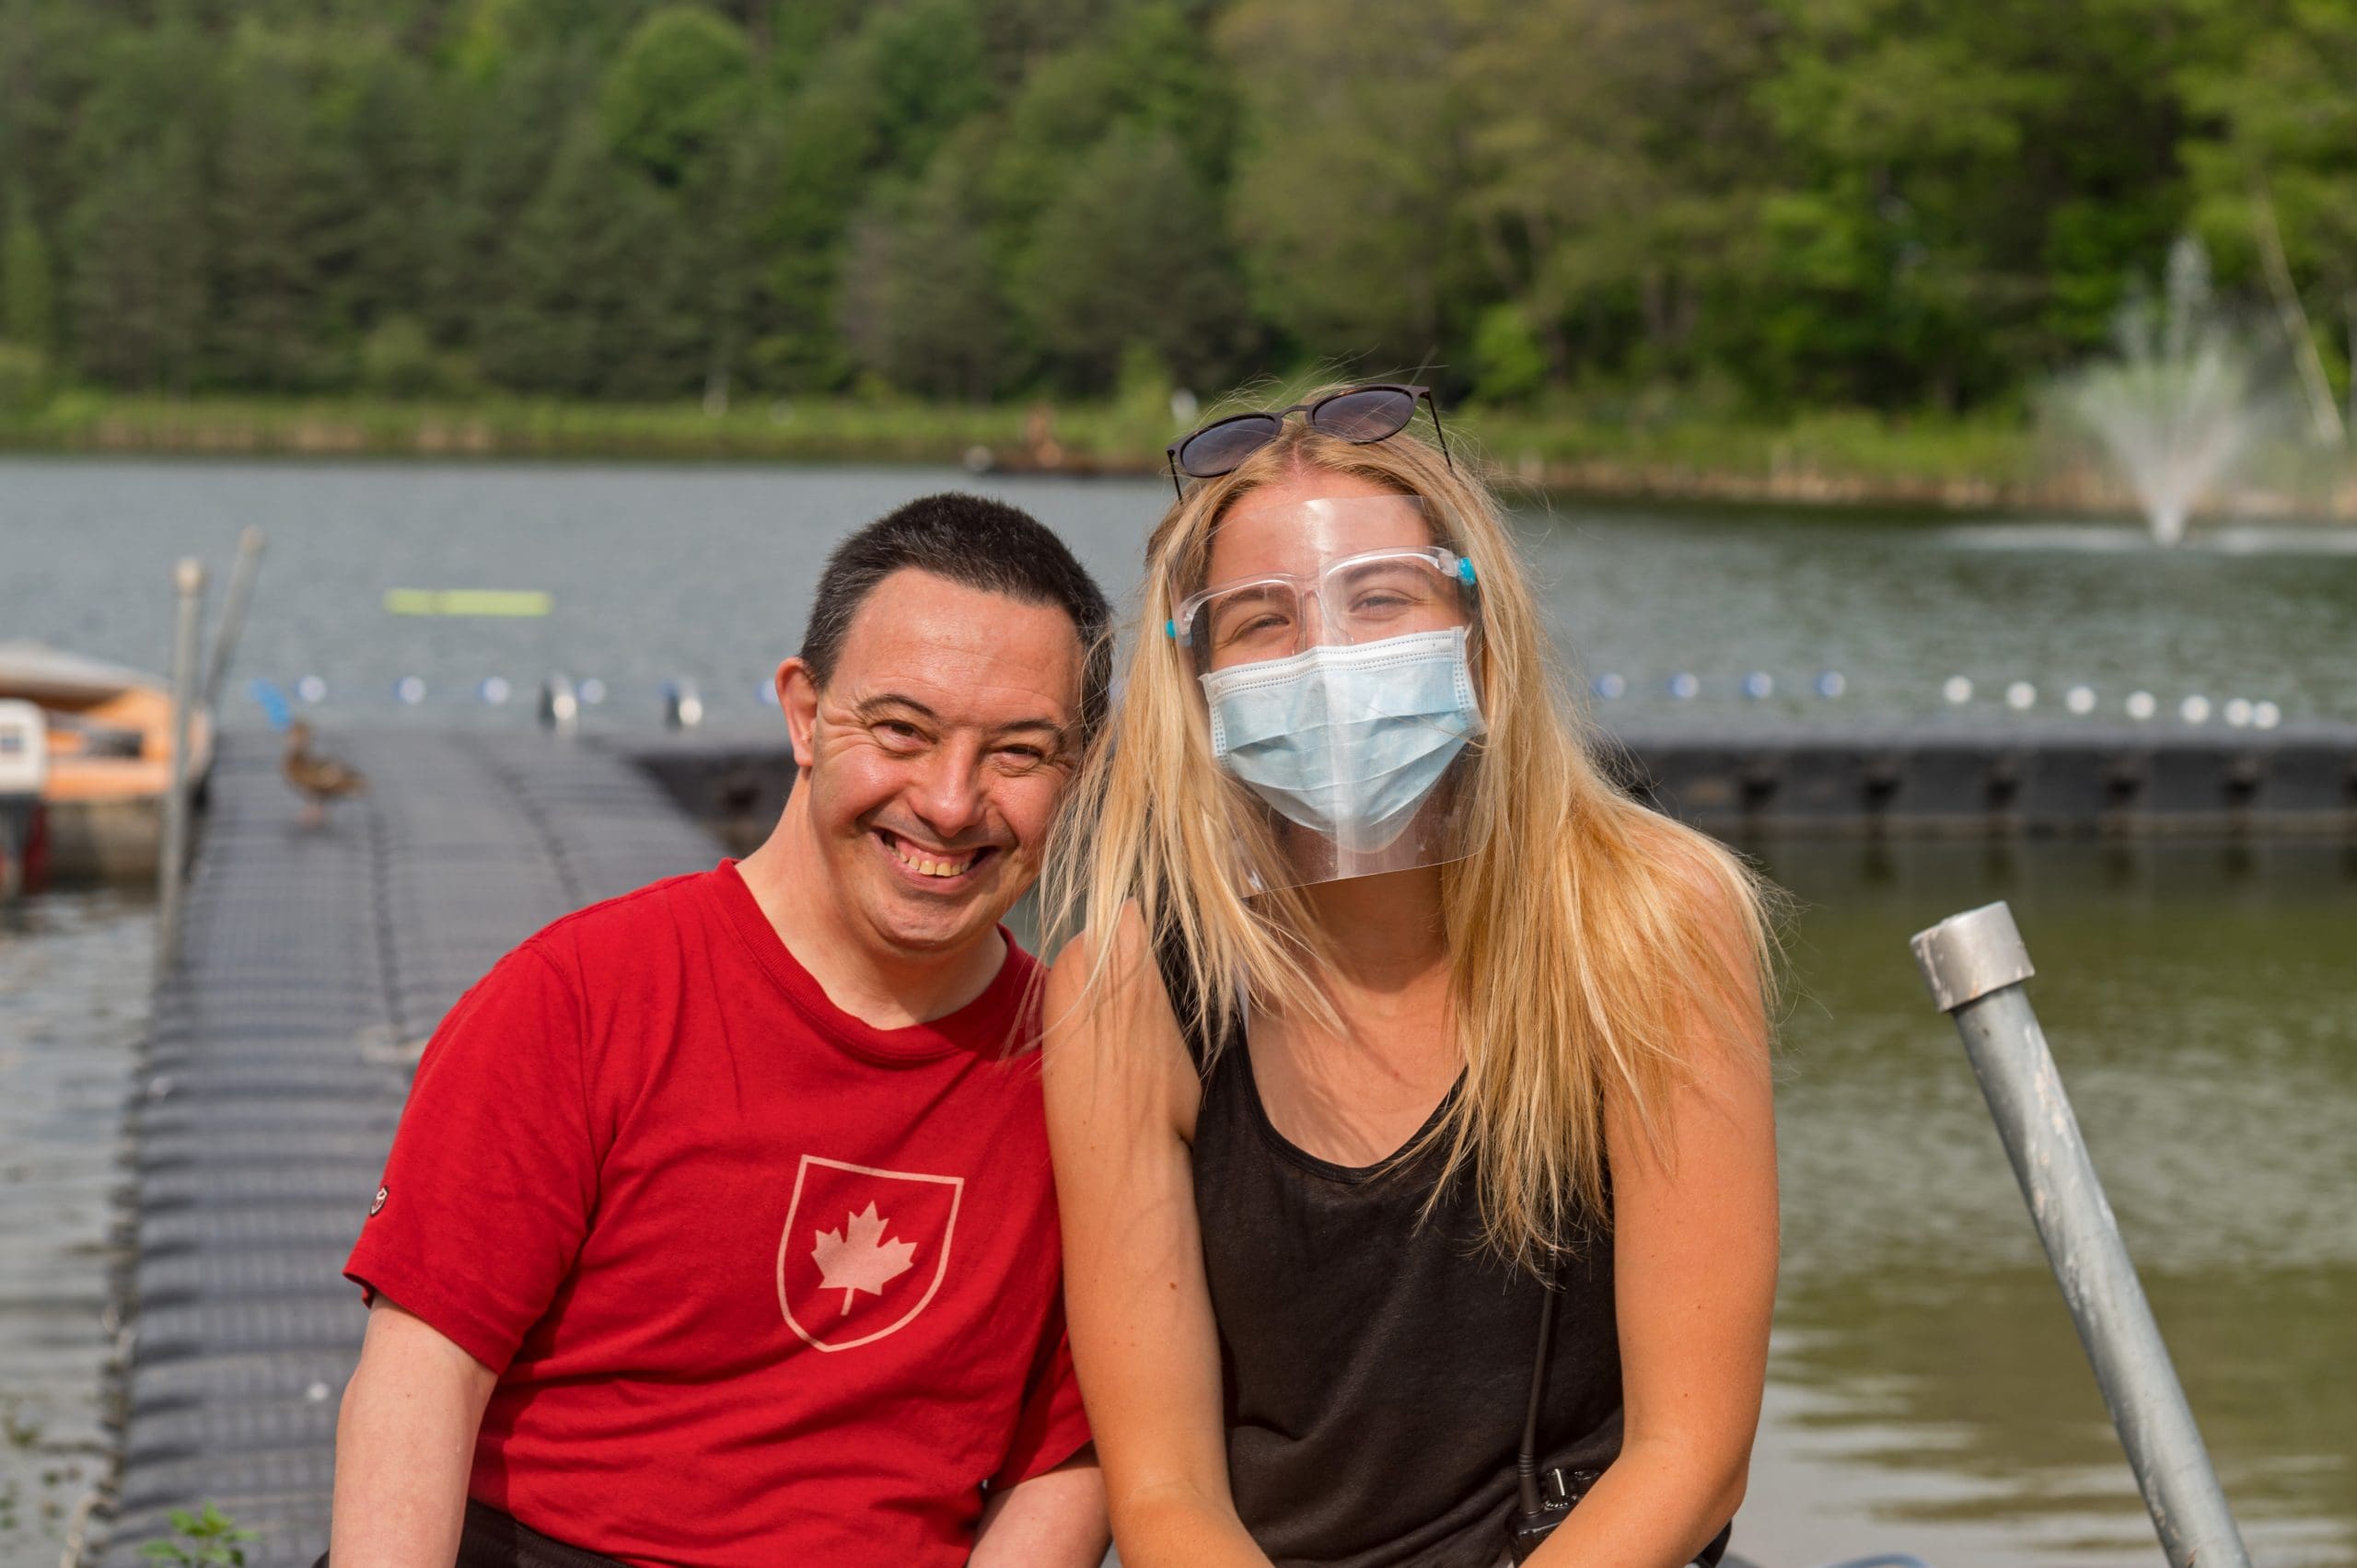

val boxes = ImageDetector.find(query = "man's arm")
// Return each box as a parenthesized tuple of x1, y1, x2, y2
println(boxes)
(330, 1297, 499, 1568)
(970, 1447, 1109, 1568)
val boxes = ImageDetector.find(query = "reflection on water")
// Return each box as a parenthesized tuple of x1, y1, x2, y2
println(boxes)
(0, 889, 147, 1567)
(1742, 841, 2357, 1568)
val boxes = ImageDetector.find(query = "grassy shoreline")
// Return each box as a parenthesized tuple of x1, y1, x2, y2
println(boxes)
(2, 389, 2343, 517)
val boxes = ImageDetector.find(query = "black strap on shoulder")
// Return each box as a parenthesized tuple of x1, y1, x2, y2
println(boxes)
(1150, 919, 1231, 1072)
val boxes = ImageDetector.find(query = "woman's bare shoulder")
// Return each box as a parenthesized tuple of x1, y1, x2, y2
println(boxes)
(1041, 903, 1202, 1140)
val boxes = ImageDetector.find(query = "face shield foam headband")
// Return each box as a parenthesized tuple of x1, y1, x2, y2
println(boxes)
(1172, 494, 1488, 888)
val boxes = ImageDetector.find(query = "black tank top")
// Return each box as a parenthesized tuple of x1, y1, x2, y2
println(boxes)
(1159, 940, 1729, 1568)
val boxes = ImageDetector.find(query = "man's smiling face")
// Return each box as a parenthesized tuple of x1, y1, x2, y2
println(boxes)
(780, 568, 1084, 961)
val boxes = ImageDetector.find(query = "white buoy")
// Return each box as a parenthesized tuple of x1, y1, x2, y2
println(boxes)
(480, 676, 513, 706)
(1591, 672, 1627, 701)
(578, 678, 608, 706)
(2223, 698, 2254, 728)
(2005, 680, 2037, 711)
(1741, 671, 1774, 700)
(296, 675, 328, 704)
(1667, 672, 1701, 701)
(2180, 694, 2212, 725)
(2252, 701, 2282, 730)
(394, 676, 427, 706)
(2126, 691, 2157, 721)
(2065, 685, 2096, 715)
(663, 679, 704, 732)
(1943, 676, 1974, 705)
(1815, 670, 1847, 698)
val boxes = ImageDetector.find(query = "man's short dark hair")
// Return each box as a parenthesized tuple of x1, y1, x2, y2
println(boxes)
(800, 493, 1112, 737)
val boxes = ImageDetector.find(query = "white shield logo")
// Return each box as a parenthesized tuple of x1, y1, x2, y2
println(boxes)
(776, 1155, 964, 1352)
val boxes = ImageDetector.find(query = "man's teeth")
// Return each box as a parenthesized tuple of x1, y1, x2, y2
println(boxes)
(890, 837, 977, 878)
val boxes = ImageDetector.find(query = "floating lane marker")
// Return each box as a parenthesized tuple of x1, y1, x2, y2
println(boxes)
(384, 588, 554, 618)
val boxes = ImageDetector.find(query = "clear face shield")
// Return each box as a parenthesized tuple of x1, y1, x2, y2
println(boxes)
(1171, 494, 1486, 889)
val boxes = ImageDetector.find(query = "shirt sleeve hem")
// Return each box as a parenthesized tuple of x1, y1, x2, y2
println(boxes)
(344, 1250, 517, 1376)
(992, 1408, 1093, 1491)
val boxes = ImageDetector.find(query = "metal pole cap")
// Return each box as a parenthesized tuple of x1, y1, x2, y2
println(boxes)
(1910, 900, 2036, 1013)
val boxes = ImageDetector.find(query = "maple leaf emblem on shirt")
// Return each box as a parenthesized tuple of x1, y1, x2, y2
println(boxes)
(811, 1202, 919, 1316)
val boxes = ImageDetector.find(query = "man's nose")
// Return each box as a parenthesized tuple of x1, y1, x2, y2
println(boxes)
(907, 741, 988, 841)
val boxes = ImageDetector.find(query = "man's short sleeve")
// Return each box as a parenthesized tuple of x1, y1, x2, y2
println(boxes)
(989, 1307, 1092, 1490)
(343, 942, 597, 1374)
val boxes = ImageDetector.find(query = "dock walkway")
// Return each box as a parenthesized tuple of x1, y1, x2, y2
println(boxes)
(104, 729, 718, 1567)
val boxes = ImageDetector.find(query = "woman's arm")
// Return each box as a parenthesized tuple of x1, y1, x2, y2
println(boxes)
(1530, 868, 1780, 1568)
(1042, 915, 1268, 1568)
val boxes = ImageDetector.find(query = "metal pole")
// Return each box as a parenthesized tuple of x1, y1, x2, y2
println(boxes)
(202, 526, 267, 713)
(1910, 902, 2251, 1568)
(157, 558, 207, 971)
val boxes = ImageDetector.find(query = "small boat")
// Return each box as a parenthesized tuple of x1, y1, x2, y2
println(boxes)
(0, 641, 213, 884)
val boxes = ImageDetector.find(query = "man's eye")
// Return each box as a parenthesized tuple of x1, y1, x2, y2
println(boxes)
(875, 722, 925, 748)
(997, 746, 1050, 770)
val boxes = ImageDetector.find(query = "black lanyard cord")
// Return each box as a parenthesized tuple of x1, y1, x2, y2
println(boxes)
(1516, 1284, 1561, 1516)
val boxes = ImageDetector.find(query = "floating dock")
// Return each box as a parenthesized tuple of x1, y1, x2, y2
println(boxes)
(103, 730, 715, 1567)
(624, 724, 2357, 843)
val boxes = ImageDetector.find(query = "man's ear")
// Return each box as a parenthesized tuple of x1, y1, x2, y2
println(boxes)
(777, 656, 820, 771)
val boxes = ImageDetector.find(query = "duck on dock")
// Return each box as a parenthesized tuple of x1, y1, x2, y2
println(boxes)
(284, 721, 366, 828)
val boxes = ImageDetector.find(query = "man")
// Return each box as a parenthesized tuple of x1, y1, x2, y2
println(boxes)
(330, 494, 1112, 1568)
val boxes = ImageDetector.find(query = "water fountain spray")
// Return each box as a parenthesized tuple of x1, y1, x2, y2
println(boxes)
(2060, 238, 2265, 546)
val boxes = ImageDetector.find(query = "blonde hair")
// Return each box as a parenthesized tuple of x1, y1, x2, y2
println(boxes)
(1045, 393, 1777, 1271)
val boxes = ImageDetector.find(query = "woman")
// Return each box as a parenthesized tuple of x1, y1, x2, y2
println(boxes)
(1040, 383, 1780, 1568)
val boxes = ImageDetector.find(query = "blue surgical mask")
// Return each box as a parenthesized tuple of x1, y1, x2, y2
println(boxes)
(1201, 627, 1484, 851)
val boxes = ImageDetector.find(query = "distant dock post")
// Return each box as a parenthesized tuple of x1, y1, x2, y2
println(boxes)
(203, 526, 268, 712)
(1910, 902, 2252, 1568)
(158, 557, 208, 970)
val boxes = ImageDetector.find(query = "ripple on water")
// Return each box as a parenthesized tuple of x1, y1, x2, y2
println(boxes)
(0, 891, 149, 1565)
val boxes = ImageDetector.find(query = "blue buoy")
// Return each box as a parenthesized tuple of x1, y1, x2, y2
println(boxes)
(246, 679, 294, 732)
(1815, 670, 1846, 698)
(1741, 671, 1773, 701)
(480, 676, 513, 706)
(578, 678, 608, 706)
(1667, 672, 1701, 701)
(1591, 672, 1627, 701)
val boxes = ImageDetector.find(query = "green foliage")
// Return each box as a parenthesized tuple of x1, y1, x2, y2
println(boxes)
(1471, 304, 1545, 404)
(140, 1502, 255, 1568)
(1017, 126, 1248, 392)
(10, 0, 2357, 413)
(598, 6, 751, 187)
(3, 196, 56, 354)
(0, 342, 48, 412)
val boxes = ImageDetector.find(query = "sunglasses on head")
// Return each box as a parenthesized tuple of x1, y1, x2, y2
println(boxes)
(1165, 383, 1452, 496)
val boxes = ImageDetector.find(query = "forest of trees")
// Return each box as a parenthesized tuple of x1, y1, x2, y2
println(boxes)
(2, 0, 2354, 417)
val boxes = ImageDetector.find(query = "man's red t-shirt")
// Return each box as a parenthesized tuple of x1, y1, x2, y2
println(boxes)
(344, 861, 1088, 1567)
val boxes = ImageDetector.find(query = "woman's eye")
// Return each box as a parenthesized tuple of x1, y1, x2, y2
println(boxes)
(1219, 612, 1290, 645)
(997, 746, 1049, 771)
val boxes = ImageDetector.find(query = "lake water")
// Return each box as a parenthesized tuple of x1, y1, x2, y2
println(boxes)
(4, 458, 2355, 732)
(0, 889, 145, 1568)
(0, 459, 2351, 1567)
